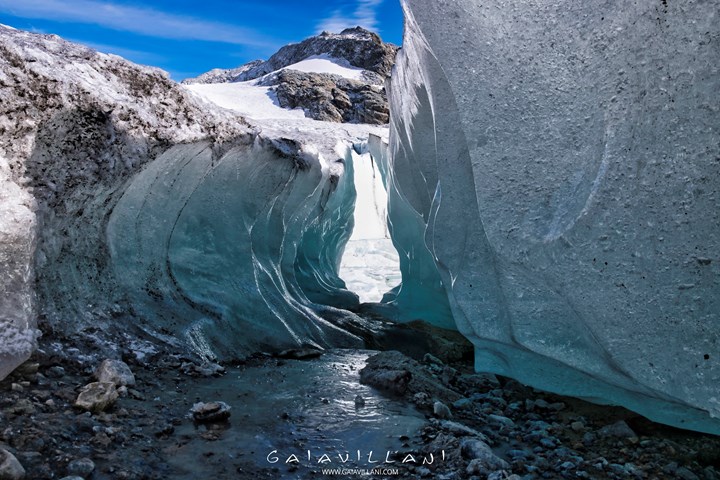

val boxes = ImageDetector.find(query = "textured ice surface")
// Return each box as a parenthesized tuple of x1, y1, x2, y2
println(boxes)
(368, 136, 454, 329)
(391, 0, 720, 433)
(0, 156, 39, 378)
(107, 137, 365, 358)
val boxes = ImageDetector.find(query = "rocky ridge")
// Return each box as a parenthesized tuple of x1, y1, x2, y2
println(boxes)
(183, 27, 398, 85)
(256, 69, 390, 124)
(183, 27, 398, 125)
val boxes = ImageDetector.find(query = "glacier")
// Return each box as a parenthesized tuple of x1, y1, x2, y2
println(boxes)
(0, 154, 39, 379)
(387, 0, 720, 433)
(0, 25, 402, 370)
(106, 137, 369, 358)
(2, 6, 719, 438)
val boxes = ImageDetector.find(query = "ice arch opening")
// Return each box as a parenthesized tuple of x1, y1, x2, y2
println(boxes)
(338, 146, 401, 303)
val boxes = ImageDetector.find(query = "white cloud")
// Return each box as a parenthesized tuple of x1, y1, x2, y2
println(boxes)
(317, 0, 383, 34)
(0, 0, 275, 47)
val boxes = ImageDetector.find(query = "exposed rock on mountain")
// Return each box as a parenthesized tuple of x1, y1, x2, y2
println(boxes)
(182, 59, 264, 85)
(257, 69, 389, 124)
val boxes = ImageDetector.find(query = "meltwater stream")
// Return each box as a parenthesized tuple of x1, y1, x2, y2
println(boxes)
(164, 350, 425, 479)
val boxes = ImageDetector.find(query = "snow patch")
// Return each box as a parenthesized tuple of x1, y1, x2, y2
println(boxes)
(281, 55, 365, 80)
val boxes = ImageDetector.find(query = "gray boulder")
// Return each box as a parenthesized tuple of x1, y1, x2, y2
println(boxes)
(0, 449, 25, 480)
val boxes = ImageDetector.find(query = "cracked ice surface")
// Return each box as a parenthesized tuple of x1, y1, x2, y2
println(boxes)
(390, 0, 720, 433)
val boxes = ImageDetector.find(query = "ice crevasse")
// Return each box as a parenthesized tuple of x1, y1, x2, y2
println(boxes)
(385, 0, 720, 433)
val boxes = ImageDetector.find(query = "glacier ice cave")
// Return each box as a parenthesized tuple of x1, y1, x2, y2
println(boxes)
(0, 0, 719, 438)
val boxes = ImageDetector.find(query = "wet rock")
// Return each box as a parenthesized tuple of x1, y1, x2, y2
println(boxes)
(360, 368, 411, 395)
(13, 362, 39, 377)
(74, 382, 118, 413)
(190, 401, 231, 423)
(433, 401, 452, 419)
(441, 366, 457, 384)
(154, 423, 175, 437)
(45, 366, 66, 378)
(360, 351, 461, 401)
(180, 362, 226, 377)
(413, 392, 432, 408)
(570, 421, 585, 432)
(66, 458, 94, 477)
(439, 420, 488, 441)
(0, 448, 25, 480)
(276, 349, 323, 360)
(452, 398, 472, 409)
(423, 353, 444, 366)
(59, 477, 85, 480)
(488, 472, 514, 480)
(354, 394, 365, 407)
(488, 414, 514, 427)
(677, 467, 700, 480)
(95, 359, 135, 387)
(703, 467, 718, 480)
(196, 363, 226, 377)
(127, 388, 145, 400)
(598, 420, 636, 438)
(462, 439, 509, 475)
(7, 399, 34, 416)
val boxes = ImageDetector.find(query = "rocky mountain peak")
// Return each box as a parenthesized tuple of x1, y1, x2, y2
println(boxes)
(320, 26, 383, 45)
(182, 27, 398, 125)
(183, 27, 398, 85)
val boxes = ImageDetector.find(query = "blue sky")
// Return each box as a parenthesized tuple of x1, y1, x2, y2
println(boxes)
(0, 0, 404, 81)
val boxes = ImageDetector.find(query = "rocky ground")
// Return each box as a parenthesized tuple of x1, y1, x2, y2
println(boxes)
(257, 69, 390, 124)
(1, 325, 719, 480)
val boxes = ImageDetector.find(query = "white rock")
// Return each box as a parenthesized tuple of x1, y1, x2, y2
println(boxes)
(433, 401, 452, 419)
(74, 382, 118, 413)
(67, 458, 95, 477)
(190, 401, 231, 423)
(95, 359, 135, 387)
(462, 439, 509, 475)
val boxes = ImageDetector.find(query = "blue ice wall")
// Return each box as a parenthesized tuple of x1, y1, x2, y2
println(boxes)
(388, 0, 720, 434)
(107, 137, 365, 359)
